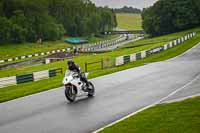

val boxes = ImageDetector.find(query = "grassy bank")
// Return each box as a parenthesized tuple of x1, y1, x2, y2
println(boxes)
(0, 28, 199, 102)
(0, 35, 118, 60)
(100, 97, 200, 133)
(0, 28, 198, 78)
(116, 13, 142, 30)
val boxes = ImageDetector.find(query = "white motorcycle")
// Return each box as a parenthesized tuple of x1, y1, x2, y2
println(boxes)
(62, 70, 95, 102)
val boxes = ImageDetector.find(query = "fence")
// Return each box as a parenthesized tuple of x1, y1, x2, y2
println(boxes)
(0, 68, 63, 88)
(0, 35, 128, 64)
(115, 32, 196, 66)
(85, 60, 103, 72)
(0, 48, 71, 64)
(85, 57, 115, 72)
(0, 32, 196, 88)
(77, 35, 128, 52)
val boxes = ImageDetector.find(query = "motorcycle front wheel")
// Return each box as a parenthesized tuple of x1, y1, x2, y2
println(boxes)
(65, 85, 77, 102)
(87, 82, 95, 97)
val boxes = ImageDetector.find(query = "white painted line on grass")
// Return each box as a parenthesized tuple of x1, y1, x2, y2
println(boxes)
(93, 73, 200, 133)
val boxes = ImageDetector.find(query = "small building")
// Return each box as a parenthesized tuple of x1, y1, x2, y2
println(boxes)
(64, 38, 88, 44)
(44, 52, 72, 64)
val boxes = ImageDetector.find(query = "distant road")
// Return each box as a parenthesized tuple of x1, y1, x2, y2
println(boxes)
(0, 43, 200, 133)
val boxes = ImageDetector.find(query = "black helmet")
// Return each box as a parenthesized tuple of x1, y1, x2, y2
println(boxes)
(67, 60, 74, 66)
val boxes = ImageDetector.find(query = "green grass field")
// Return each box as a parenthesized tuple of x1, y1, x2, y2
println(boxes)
(0, 13, 140, 60)
(0, 28, 199, 102)
(0, 28, 198, 78)
(0, 41, 71, 60)
(116, 13, 142, 30)
(100, 97, 200, 133)
(0, 35, 118, 60)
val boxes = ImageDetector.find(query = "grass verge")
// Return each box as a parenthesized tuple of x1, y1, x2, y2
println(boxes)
(116, 13, 142, 30)
(99, 96, 200, 133)
(0, 28, 198, 78)
(0, 28, 199, 103)
(0, 35, 118, 60)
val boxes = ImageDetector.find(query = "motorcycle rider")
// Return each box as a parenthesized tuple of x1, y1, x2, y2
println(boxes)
(67, 60, 89, 87)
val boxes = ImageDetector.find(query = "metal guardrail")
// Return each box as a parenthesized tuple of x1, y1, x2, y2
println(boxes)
(85, 57, 115, 72)
(16, 74, 34, 84)
(49, 68, 63, 77)
(85, 60, 103, 72)
(0, 68, 63, 88)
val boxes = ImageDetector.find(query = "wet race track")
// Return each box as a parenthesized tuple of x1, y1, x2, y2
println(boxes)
(0, 44, 200, 133)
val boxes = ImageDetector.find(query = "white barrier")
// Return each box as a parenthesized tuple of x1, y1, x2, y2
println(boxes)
(185, 35, 188, 40)
(8, 59, 13, 62)
(33, 70, 49, 81)
(28, 55, 32, 58)
(173, 40, 177, 46)
(164, 44, 168, 50)
(21, 56, 26, 59)
(115, 56, 124, 66)
(178, 38, 181, 44)
(181, 37, 184, 42)
(141, 51, 146, 58)
(169, 42, 173, 48)
(130, 53, 136, 62)
(0, 76, 17, 88)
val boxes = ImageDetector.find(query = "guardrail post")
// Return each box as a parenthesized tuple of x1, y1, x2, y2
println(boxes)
(85, 63, 87, 72)
(101, 58, 104, 70)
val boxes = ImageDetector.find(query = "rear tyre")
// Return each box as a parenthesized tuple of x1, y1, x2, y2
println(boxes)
(87, 82, 95, 97)
(65, 85, 77, 102)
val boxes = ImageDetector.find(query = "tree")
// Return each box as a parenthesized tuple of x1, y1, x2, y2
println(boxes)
(0, 17, 12, 43)
(113, 6, 141, 14)
(142, 0, 200, 36)
(0, 0, 117, 43)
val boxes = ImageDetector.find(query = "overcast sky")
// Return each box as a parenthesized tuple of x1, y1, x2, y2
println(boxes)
(91, 0, 158, 9)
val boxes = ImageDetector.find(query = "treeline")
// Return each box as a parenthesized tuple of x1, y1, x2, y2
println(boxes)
(113, 6, 141, 14)
(142, 0, 200, 36)
(0, 0, 117, 44)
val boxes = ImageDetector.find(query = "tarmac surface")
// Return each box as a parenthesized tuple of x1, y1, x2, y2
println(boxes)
(0, 43, 200, 133)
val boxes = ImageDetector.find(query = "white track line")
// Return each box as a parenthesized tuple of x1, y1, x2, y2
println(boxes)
(93, 73, 200, 133)
(162, 93, 200, 104)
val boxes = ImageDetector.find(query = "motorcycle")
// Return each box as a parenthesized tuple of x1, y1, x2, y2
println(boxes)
(62, 70, 95, 102)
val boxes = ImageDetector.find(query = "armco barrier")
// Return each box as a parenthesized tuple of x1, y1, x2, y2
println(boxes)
(16, 74, 34, 84)
(141, 51, 146, 58)
(0, 76, 17, 88)
(136, 52, 142, 60)
(123, 56, 130, 64)
(116, 56, 124, 66)
(0, 48, 70, 64)
(49, 68, 63, 77)
(115, 32, 196, 66)
(0, 68, 63, 88)
(77, 35, 128, 52)
(49, 69, 56, 77)
(33, 70, 49, 81)
(146, 50, 151, 57)
(130, 53, 136, 62)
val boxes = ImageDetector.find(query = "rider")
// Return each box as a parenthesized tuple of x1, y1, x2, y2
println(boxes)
(67, 60, 89, 87)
